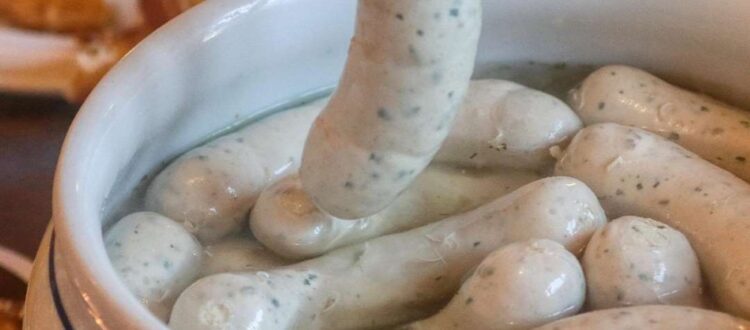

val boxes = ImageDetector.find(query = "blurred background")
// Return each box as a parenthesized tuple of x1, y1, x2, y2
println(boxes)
(0, 1, 202, 327)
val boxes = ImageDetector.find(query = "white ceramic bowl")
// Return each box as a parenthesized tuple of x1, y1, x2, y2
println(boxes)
(24, 0, 750, 329)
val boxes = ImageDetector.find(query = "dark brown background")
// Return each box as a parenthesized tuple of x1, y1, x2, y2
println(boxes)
(0, 92, 77, 300)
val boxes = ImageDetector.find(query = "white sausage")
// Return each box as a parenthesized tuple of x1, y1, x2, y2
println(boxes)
(250, 165, 539, 259)
(300, 0, 482, 219)
(145, 98, 326, 243)
(145, 77, 566, 243)
(169, 177, 606, 330)
(104, 212, 202, 321)
(582, 216, 703, 310)
(404, 239, 585, 330)
(570, 65, 750, 181)
(201, 235, 290, 277)
(532, 305, 750, 330)
(555, 123, 750, 318)
(171, 272, 302, 329)
(435, 80, 582, 171)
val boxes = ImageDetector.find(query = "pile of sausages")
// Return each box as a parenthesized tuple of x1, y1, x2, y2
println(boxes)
(103, 1, 750, 329)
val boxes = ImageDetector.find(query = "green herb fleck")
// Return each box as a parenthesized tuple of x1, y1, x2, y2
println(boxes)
(407, 106, 421, 117)
(377, 107, 392, 121)
(478, 267, 495, 278)
(396, 169, 415, 179)
(432, 71, 443, 83)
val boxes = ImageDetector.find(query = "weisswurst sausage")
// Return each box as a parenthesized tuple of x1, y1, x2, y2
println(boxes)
(169, 177, 606, 329)
(435, 80, 581, 170)
(555, 123, 750, 318)
(145, 99, 326, 242)
(582, 216, 703, 309)
(105, 212, 202, 321)
(404, 239, 584, 330)
(570, 65, 750, 181)
(533, 305, 750, 330)
(251, 165, 539, 259)
(301, 0, 482, 218)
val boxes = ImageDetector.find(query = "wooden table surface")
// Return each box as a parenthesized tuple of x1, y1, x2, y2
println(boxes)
(0, 92, 77, 300)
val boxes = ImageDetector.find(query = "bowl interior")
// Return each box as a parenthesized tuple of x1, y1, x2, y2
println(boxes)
(55, 0, 750, 328)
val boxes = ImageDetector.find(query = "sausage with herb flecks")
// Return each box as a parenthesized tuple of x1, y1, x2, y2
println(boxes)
(251, 165, 539, 259)
(169, 177, 606, 330)
(300, 0, 482, 219)
(105, 212, 202, 321)
(403, 239, 584, 330)
(555, 123, 750, 318)
(570, 65, 750, 181)
(435, 79, 581, 171)
(145, 98, 327, 243)
(582, 216, 704, 310)
(532, 305, 750, 330)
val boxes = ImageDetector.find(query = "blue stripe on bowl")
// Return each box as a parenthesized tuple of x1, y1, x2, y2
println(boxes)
(48, 231, 75, 330)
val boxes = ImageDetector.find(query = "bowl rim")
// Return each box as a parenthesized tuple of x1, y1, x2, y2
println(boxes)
(52, 0, 265, 328)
